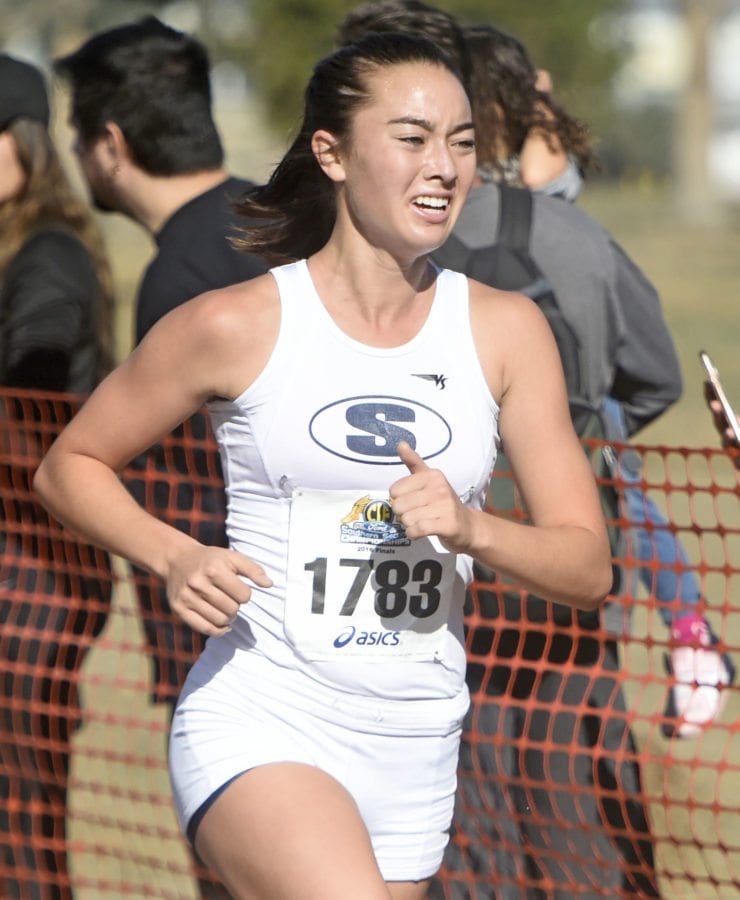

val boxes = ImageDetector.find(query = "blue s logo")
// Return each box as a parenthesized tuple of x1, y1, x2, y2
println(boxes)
(310, 395, 451, 465)
(345, 402, 415, 457)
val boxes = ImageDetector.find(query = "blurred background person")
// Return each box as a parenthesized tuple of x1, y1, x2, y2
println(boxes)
(0, 54, 113, 390)
(54, 18, 267, 897)
(0, 53, 114, 900)
(462, 23, 593, 201)
(465, 20, 735, 741)
(54, 16, 267, 719)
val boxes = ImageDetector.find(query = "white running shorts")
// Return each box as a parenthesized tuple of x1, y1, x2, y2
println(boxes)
(169, 648, 463, 882)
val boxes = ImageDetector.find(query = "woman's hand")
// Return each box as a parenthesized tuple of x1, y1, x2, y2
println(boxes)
(166, 543, 273, 636)
(389, 441, 474, 554)
(704, 380, 740, 455)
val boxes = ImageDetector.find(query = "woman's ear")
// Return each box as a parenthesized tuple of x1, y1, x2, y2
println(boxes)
(311, 129, 345, 183)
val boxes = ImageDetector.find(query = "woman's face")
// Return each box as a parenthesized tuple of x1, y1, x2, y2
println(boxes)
(0, 130, 27, 204)
(333, 61, 475, 261)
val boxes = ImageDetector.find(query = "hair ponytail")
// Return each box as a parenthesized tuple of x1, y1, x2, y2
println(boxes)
(232, 123, 336, 264)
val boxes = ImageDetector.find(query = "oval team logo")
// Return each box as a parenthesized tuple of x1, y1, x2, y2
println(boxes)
(309, 395, 451, 465)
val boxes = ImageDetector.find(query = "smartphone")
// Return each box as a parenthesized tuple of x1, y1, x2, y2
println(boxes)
(699, 350, 740, 443)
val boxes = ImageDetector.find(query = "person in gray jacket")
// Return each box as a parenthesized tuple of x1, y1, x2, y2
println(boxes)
(433, 173, 672, 900)
(458, 20, 734, 743)
(446, 182, 681, 429)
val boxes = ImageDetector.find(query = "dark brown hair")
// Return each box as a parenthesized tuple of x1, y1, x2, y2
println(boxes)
(337, 0, 470, 88)
(465, 24, 593, 178)
(55, 16, 223, 176)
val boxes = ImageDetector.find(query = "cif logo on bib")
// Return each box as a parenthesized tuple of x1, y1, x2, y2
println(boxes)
(340, 494, 409, 546)
(309, 395, 451, 465)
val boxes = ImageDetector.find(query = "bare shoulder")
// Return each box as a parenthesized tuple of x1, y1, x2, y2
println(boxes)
(466, 278, 556, 388)
(173, 271, 279, 342)
(467, 277, 547, 332)
(138, 270, 281, 400)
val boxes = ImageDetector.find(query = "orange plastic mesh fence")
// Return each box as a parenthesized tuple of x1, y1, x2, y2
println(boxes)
(0, 389, 737, 899)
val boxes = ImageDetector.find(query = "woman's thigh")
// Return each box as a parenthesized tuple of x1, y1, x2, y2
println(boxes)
(172, 660, 460, 887)
(195, 761, 391, 900)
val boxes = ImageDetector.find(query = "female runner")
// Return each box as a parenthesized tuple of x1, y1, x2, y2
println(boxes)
(35, 32, 611, 900)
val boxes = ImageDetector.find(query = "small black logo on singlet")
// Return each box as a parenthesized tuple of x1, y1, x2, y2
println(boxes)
(412, 373, 447, 390)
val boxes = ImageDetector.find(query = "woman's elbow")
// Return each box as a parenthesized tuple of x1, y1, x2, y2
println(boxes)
(575, 577, 611, 611)
(557, 525, 613, 610)
(33, 447, 69, 514)
(32, 457, 54, 508)
(572, 548, 613, 611)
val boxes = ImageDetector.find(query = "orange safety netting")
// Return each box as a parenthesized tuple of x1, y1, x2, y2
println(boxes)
(0, 389, 737, 899)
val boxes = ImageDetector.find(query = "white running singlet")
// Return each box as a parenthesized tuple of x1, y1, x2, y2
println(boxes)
(207, 260, 498, 704)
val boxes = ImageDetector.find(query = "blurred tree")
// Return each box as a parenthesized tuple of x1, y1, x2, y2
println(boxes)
(245, 0, 628, 145)
(449, 0, 626, 136)
(242, 0, 357, 142)
(2, 0, 629, 169)
(0, 0, 170, 58)
(673, 0, 723, 224)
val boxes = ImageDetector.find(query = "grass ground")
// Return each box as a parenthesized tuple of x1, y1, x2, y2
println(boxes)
(63, 179, 739, 897)
(580, 179, 740, 450)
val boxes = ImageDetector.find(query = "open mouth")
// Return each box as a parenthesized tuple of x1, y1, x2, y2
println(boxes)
(413, 195, 450, 211)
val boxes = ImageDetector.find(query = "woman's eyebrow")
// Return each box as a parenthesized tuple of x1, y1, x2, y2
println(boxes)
(387, 116, 475, 134)
(387, 115, 433, 129)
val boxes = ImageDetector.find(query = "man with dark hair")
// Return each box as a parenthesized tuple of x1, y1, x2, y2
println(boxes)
(338, 3, 683, 898)
(55, 19, 266, 898)
(55, 16, 267, 340)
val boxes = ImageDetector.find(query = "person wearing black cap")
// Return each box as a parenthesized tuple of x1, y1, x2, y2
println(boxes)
(0, 53, 50, 130)
(0, 53, 115, 900)
(0, 53, 114, 389)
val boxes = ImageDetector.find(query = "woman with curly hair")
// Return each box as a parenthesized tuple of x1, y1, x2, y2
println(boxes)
(465, 23, 594, 201)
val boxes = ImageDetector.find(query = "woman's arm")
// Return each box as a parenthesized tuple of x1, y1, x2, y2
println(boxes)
(515, 72, 585, 200)
(34, 279, 277, 633)
(704, 381, 740, 468)
(1, 230, 96, 390)
(390, 286, 612, 610)
(517, 121, 571, 192)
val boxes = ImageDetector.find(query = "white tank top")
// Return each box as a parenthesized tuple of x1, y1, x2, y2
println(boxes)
(206, 260, 499, 718)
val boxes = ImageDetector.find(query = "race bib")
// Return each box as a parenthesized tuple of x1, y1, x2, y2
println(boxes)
(285, 489, 456, 661)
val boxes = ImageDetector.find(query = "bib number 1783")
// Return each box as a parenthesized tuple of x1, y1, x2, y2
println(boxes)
(304, 556, 443, 619)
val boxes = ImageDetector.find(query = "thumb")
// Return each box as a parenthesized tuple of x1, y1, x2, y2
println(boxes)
(397, 440, 428, 474)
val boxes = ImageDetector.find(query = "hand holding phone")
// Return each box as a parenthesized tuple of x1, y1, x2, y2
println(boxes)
(700, 350, 740, 445)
